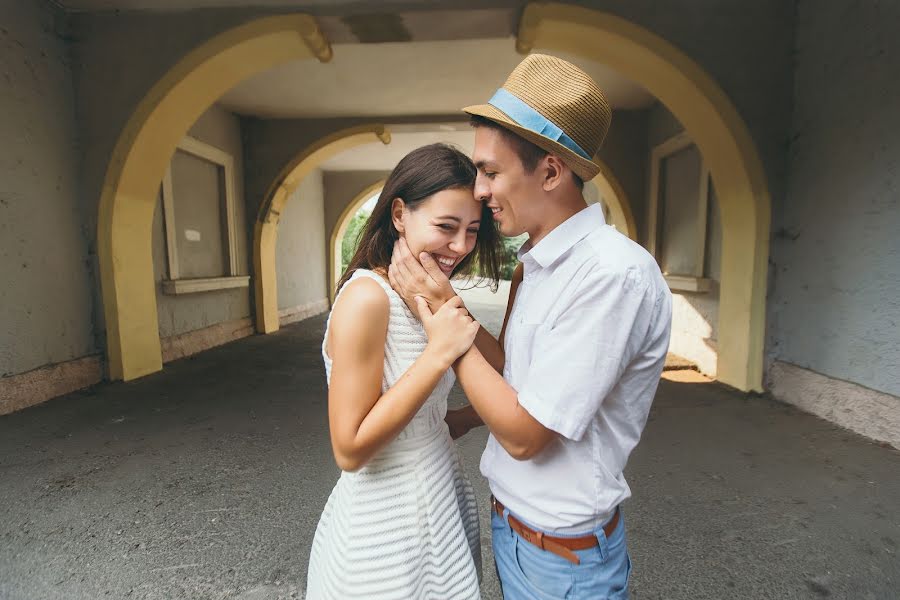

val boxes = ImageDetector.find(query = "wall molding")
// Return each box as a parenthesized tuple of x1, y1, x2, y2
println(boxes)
(279, 298, 329, 326)
(160, 317, 254, 363)
(0, 355, 103, 416)
(768, 361, 900, 450)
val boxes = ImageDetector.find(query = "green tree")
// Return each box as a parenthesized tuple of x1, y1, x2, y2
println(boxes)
(340, 211, 370, 273)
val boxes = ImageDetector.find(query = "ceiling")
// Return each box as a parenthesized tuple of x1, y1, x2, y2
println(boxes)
(319, 127, 474, 171)
(55, 0, 402, 10)
(53, 3, 654, 117)
(219, 38, 654, 118)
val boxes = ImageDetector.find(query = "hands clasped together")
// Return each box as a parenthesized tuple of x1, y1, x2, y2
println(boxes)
(388, 238, 479, 367)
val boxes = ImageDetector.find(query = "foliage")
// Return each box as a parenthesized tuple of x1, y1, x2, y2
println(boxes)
(498, 234, 528, 280)
(340, 211, 370, 273)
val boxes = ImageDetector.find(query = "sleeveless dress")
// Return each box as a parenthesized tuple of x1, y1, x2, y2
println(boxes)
(305, 269, 482, 600)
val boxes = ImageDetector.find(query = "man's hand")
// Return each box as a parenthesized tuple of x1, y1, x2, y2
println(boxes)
(388, 238, 457, 318)
(445, 406, 482, 440)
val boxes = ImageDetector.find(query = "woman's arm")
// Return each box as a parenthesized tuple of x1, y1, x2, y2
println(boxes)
(327, 278, 476, 471)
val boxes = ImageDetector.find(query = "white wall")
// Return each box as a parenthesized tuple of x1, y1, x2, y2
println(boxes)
(0, 1, 96, 377)
(276, 169, 328, 312)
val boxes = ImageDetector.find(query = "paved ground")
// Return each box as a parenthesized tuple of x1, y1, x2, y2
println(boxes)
(1, 289, 898, 599)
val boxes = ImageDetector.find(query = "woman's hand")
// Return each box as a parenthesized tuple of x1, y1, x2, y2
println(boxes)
(417, 296, 479, 368)
(389, 239, 457, 319)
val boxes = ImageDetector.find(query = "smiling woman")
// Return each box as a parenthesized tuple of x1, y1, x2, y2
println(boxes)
(336, 143, 501, 294)
(307, 143, 503, 599)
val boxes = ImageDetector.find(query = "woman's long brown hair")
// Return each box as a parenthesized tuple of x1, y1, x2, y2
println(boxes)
(336, 143, 501, 294)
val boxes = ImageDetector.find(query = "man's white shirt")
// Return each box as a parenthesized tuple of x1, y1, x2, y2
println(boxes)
(480, 203, 673, 534)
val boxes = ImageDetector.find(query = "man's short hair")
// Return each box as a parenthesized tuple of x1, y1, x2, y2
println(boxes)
(469, 115, 584, 189)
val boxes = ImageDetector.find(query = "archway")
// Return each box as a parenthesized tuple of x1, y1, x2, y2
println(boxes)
(518, 3, 771, 391)
(593, 160, 638, 240)
(254, 126, 390, 333)
(97, 15, 331, 381)
(327, 178, 387, 303)
(99, 7, 768, 391)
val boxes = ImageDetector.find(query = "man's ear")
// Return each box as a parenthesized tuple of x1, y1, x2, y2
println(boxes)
(542, 154, 566, 192)
(391, 198, 406, 233)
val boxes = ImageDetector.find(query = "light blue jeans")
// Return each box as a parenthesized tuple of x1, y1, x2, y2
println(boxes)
(491, 507, 631, 599)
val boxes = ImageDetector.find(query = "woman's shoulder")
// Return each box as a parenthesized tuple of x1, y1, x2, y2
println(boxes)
(334, 274, 390, 316)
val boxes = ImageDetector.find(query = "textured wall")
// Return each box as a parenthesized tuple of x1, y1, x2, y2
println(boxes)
(772, 0, 900, 397)
(0, 1, 96, 377)
(276, 169, 328, 311)
(646, 103, 722, 375)
(151, 105, 251, 339)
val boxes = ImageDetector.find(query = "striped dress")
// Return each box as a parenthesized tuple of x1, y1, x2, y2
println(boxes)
(306, 269, 482, 600)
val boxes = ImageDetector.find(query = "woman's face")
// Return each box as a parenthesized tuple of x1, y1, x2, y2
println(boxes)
(392, 188, 482, 276)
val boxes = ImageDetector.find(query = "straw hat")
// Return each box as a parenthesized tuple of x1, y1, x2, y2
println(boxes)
(464, 53, 611, 181)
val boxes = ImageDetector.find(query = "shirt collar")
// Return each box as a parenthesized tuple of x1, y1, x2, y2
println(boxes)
(517, 203, 606, 269)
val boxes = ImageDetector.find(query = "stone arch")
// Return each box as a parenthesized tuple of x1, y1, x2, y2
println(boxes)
(327, 178, 388, 303)
(97, 15, 331, 381)
(255, 127, 390, 333)
(519, 2, 771, 391)
(593, 160, 638, 240)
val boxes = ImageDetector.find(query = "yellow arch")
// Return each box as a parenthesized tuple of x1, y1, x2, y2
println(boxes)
(254, 125, 391, 333)
(97, 15, 331, 381)
(593, 160, 638, 240)
(519, 3, 770, 391)
(327, 178, 388, 304)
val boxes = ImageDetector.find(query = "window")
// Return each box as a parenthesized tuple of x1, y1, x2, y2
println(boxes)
(647, 132, 712, 293)
(160, 136, 249, 295)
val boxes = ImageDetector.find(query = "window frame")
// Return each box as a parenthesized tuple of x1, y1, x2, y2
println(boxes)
(647, 132, 712, 293)
(160, 135, 248, 295)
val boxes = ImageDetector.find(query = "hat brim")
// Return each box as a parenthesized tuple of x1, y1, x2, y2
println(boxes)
(463, 103, 601, 181)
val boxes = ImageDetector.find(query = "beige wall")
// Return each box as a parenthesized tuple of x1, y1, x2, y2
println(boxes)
(151, 104, 251, 339)
(0, 0, 97, 378)
(276, 168, 328, 311)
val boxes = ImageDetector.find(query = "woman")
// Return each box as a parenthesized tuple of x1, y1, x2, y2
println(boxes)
(306, 144, 501, 599)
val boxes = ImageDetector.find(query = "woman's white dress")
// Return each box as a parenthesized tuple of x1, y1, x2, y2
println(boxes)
(305, 269, 482, 600)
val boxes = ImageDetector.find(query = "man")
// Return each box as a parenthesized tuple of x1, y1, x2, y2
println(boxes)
(389, 54, 672, 599)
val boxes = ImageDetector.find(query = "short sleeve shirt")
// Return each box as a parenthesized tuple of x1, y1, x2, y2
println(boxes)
(480, 204, 673, 534)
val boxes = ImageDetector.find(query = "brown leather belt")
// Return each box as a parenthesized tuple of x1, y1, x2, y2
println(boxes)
(491, 496, 620, 565)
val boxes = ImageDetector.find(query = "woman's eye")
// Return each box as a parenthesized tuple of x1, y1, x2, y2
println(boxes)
(485, 172, 496, 179)
(467, 229, 479, 235)
(438, 224, 454, 231)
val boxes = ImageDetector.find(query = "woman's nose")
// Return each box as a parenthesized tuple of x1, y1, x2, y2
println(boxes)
(449, 230, 468, 253)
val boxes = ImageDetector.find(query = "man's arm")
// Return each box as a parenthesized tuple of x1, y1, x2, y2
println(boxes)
(454, 345, 557, 460)
(456, 267, 653, 458)
(444, 261, 526, 438)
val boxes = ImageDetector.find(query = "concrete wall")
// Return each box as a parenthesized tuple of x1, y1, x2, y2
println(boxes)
(0, 1, 97, 379)
(151, 105, 251, 340)
(596, 109, 648, 239)
(276, 168, 328, 313)
(768, 0, 899, 446)
(647, 102, 722, 375)
(322, 170, 391, 248)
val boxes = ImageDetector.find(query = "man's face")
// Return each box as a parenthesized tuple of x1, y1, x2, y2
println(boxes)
(472, 126, 543, 238)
